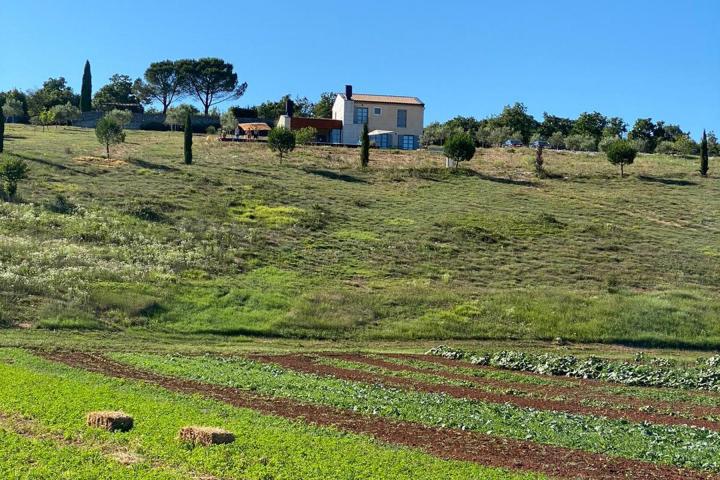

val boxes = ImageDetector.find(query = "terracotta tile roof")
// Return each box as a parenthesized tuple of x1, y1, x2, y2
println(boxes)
(345, 94, 424, 106)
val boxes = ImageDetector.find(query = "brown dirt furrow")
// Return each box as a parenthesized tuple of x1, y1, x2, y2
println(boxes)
(254, 353, 720, 432)
(38, 351, 720, 480)
(327, 353, 720, 421)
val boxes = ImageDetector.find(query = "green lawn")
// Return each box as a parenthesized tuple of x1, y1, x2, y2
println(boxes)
(1, 124, 719, 348)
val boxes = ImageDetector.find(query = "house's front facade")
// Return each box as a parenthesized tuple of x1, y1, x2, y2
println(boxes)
(332, 85, 424, 150)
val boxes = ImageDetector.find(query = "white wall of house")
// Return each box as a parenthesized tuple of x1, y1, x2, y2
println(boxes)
(333, 95, 362, 146)
(276, 115, 291, 129)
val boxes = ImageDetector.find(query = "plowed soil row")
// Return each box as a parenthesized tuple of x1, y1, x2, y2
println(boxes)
(254, 354, 720, 431)
(326, 353, 720, 420)
(40, 351, 719, 480)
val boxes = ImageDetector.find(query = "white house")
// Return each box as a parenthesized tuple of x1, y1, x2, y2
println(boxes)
(331, 85, 425, 150)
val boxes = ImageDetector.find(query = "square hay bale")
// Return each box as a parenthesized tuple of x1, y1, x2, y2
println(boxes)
(86, 411, 134, 432)
(179, 426, 235, 446)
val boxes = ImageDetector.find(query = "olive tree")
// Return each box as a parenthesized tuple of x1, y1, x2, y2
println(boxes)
(95, 117, 125, 159)
(606, 139, 637, 177)
(267, 127, 295, 162)
(443, 132, 475, 168)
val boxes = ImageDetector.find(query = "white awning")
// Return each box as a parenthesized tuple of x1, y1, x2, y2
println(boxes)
(368, 130, 395, 136)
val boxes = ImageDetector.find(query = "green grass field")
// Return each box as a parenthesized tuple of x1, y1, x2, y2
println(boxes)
(1, 124, 719, 348)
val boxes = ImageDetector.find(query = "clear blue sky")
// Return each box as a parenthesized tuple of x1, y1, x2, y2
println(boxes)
(2, 0, 718, 137)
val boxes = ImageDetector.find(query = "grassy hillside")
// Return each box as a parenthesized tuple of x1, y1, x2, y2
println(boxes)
(1, 124, 719, 348)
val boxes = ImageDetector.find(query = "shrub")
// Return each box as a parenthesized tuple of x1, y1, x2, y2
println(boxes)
(206, 125, 217, 135)
(565, 134, 597, 152)
(267, 127, 295, 162)
(548, 132, 565, 150)
(674, 136, 699, 156)
(606, 139, 637, 177)
(95, 117, 125, 159)
(0, 156, 29, 200)
(655, 141, 675, 155)
(44, 194, 77, 214)
(295, 127, 317, 146)
(443, 132, 476, 168)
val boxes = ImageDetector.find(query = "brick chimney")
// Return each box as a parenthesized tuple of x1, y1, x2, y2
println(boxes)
(345, 85, 353, 100)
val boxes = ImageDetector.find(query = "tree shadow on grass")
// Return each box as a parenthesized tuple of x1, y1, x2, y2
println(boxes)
(637, 175, 697, 187)
(12, 152, 92, 176)
(304, 168, 369, 184)
(127, 157, 182, 173)
(476, 173, 537, 187)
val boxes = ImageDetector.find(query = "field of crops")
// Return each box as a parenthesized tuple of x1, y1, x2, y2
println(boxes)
(3, 342, 720, 479)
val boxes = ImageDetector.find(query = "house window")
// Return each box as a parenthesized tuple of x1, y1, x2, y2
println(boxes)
(400, 135, 416, 150)
(354, 107, 368, 124)
(373, 107, 382, 116)
(330, 129, 342, 144)
(372, 134, 391, 149)
(397, 109, 407, 128)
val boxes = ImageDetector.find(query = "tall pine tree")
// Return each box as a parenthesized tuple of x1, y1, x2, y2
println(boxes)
(184, 112, 193, 165)
(360, 123, 370, 168)
(80, 60, 92, 112)
(700, 129, 709, 176)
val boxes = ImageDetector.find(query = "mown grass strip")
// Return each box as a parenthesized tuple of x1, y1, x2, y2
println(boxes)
(109, 351, 720, 472)
(0, 349, 538, 480)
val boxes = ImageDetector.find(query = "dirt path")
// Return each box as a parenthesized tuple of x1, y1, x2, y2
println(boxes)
(39, 351, 720, 480)
(254, 353, 720, 432)
(328, 353, 720, 421)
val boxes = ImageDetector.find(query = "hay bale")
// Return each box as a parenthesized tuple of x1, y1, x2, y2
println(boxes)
(179, 426, 235, 446)
(86, 411, 134, 432)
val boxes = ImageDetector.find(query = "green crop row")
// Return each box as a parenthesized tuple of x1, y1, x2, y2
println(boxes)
(0, 349, 539, 480)
(428, 346, 720, 391)
(110, 352, 720, 472)
(384, 355, 720, 408)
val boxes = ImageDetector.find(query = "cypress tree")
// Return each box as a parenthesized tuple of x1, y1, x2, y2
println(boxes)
(700, 130, 709, 176)
(360, 123, 370, 168)
(0, 110, 5, 153)
(184, 112, 193, 165)
(80, 60, 92, 112)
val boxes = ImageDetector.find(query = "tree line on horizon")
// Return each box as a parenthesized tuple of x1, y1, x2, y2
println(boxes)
(422, 103, 718, 156)
(0, 61, 716, 158)
(0, 58, 248, 123)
